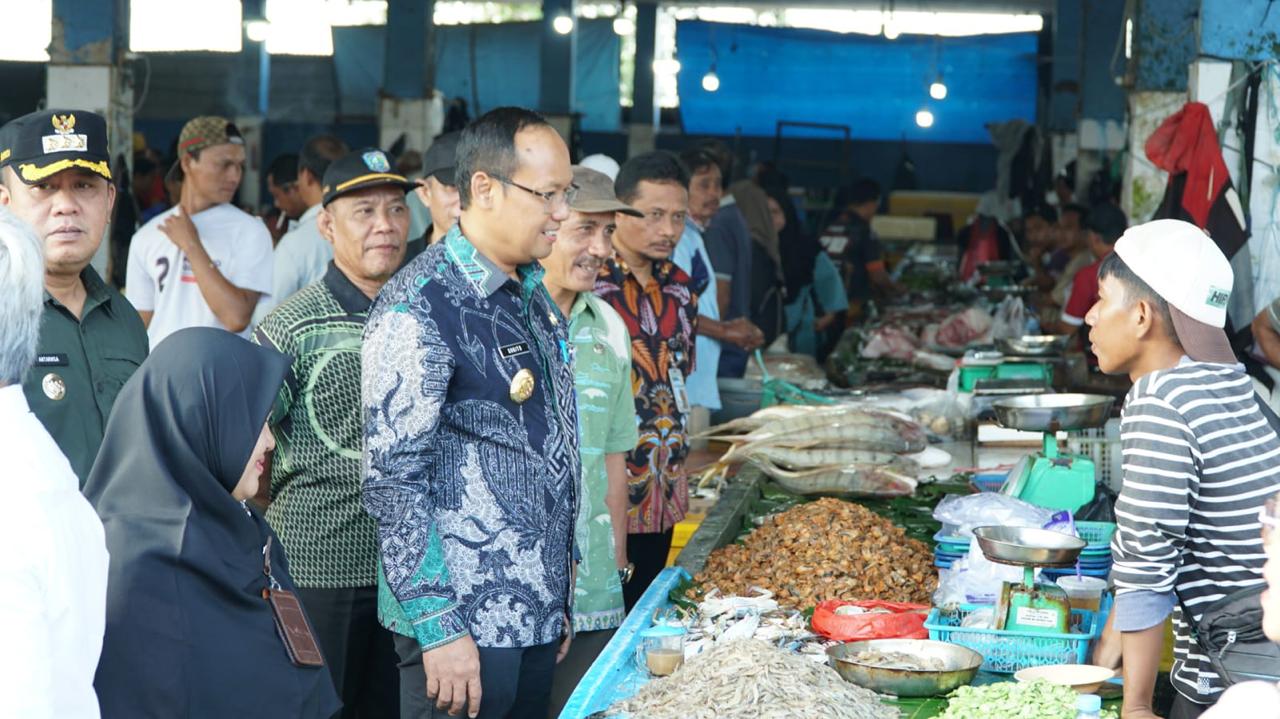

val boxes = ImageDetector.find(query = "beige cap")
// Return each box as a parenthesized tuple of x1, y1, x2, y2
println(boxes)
(569, 165, 642, 217)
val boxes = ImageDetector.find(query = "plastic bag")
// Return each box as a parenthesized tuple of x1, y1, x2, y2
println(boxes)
(810, 600, 930, 641)
(933, 538, 1033, 605)
(932, 492, 1057, 539)
(991, 296, 1027, 340)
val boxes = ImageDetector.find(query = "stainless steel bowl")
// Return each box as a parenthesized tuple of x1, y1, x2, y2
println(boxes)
(826, 639, 983, 697)
(973, 526, 1087, 567)
(996, 335, 1070, 357)
(992, 393, 1114, 432)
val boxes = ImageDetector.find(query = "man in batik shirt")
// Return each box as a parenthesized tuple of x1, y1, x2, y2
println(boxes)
(362, 107, 580, 719)
(595, 151, 697, 609)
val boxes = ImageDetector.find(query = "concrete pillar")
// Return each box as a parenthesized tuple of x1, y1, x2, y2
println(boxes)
(540, 0, 576, 116)
(379, 0, 443, 155)
(628, 0, 659, 157)
(48, 0, 131, 277)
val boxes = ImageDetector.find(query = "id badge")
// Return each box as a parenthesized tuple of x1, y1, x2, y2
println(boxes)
(668, 367, 691, 415)
(263, 587, 326, 667)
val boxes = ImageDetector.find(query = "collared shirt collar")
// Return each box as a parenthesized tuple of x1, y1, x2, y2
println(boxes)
(570, 292, 595, 324)
(442, 224, 546, 299)
(44, 265, 112, 317)
(299, 203, 322, 225)
(322, 261, 374, 315)
(606, 254, 676, 287)
(687, 216, 708, 233)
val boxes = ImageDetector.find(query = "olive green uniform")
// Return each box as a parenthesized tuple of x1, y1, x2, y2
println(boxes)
(22, 266, 149, 484)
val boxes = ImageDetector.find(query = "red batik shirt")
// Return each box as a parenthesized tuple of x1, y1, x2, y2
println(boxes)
(594, 257, 698, 534)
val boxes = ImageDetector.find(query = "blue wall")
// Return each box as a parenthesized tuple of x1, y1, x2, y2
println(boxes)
(674, 21, 1037, 143)
(333, 19, 621, 131)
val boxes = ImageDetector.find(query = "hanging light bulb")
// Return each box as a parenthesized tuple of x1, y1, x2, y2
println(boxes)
(930, 79, 948, 100)
(882, 14, 901, 40)
(553, 14, 574, 35)
(915, 110, 934, 128)
(702, 68, 720, 92)
(245, 20, 270, 43)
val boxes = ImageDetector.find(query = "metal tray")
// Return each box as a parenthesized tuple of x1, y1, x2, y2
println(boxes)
(995, 335, 1070, 357)
(827, 639, 983, 697)
(992, 393, 1114, 432)
(972, 526, 1087, 567)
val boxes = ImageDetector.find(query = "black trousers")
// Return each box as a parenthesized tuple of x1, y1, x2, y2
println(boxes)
(547, 629, 616, 717)
(296, 586, 400, 719)
(394, 634, 558, 719)
(623, 530, 673, 611)
(1169, 692, 1210, 719)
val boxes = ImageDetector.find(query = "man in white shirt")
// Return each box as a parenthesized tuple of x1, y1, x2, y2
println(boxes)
(0, 205, 109, 719)
(125, 116, 273, 347)
(262, 134, 349, 317)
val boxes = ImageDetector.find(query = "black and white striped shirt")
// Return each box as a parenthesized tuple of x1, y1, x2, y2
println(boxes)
(1112, 360, 1280, 702)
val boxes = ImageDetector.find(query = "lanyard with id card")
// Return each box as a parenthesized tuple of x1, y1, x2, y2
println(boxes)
(261, 536, 325, 667)
(668, 336, 691, 415)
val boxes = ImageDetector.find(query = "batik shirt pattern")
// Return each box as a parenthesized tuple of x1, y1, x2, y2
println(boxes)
(594, 258, 697, 535)
(362, 226, 580, 650)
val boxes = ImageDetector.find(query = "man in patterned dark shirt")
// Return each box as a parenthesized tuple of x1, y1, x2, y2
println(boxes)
(253, 148, 415, 718)
(362, 107, 580, 719)
(595, 151, 698, 609)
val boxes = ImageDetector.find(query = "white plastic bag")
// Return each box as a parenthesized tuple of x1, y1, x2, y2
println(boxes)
(932, 492, 1056, 539)
(990, 296, 1026, 340)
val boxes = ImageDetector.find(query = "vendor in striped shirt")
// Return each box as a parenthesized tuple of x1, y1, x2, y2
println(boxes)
(1086, 219, 1280, 719)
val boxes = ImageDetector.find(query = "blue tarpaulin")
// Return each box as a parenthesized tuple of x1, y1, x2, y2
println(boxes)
(675, 21, 1037, 143)
(333, 20, 621, 131)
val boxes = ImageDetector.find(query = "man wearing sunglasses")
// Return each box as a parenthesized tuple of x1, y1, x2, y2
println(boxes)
(1086, 220, 1280, 718)
(363, 107, 581, 719)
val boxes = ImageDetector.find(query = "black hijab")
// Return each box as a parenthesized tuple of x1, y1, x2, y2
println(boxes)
(762, 182, 819, 299)
(84, 328, 340, 719)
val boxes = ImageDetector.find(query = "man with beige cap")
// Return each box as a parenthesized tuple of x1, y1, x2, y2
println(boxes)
(1087, 219, 1280, 718)
(542, 166, 641, 713)
(126, 116, 274, 347)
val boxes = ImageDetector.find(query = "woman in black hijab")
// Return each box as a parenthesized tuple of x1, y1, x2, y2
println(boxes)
(84, 328, 340, 719)
(761, 182, 848, 360)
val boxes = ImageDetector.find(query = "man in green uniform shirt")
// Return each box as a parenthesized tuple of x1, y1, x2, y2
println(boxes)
(253, 149, 417, 718)
(0, 109, 148, 483)
(544, 166, 642, 715)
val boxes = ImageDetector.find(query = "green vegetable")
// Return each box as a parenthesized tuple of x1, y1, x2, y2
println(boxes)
(939, 680, 1117, 719)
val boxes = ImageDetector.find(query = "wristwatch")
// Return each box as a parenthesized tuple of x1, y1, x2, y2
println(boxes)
(618, 562, 635, 585)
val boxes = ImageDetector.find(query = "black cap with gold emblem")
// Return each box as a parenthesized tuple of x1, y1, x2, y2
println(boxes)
(0, 109, 112, 184)
(321, 148, 416, 207)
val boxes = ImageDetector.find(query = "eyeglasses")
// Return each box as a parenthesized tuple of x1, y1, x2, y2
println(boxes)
(491, 174, 578, 213)
(1262, 496, 1280, 543)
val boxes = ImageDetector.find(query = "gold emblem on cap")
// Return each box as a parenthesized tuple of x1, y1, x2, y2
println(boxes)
(509, 368, 536, 403)
(51, 114, 76, 135)
(42, 372, 66, 401)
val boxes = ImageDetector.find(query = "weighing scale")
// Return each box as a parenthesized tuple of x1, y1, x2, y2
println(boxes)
(991, 394, 1115, 514)
(974, 526, 1087, 635)
(958, 350, 1054, 393)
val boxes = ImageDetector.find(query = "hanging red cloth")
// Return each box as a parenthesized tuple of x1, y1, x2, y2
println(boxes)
(1144, 102, 1229, 228)
(959, 218, 1002, 282)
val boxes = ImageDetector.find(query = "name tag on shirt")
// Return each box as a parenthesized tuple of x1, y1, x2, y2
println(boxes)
(499, 341, 531, 358)
(669, 367, 691, 415)
(34, 353, 69, 367)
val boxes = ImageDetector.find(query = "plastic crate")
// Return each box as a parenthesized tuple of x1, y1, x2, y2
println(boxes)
(1075, 521, 1117, 550)
(924, 600, 1107, 673)
(1066, 418, 1122, 492)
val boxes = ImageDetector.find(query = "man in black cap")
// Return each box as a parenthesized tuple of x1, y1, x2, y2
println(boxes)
(253, 148, 416, 719)
(0, 108, 149, 484)
(414, 130, 462, 246)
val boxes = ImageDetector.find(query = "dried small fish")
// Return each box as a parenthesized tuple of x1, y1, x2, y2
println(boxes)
(694, 498, 938, 607)
(609, 639, 896, 719)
